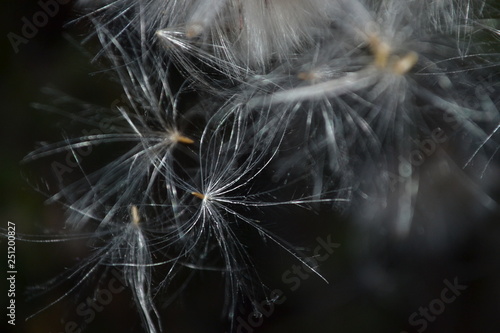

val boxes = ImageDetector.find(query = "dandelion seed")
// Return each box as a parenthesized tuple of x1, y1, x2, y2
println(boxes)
(392, 51, 419, 75)
(131, 205, 140, 225)
(369, 35, 391, 69)
(191, 191, 206, 200)
(185, 23, 204, 39)
(169, 131, 195, 145)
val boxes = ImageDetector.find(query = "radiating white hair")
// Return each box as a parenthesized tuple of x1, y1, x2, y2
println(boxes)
(24, 0, 500, 332)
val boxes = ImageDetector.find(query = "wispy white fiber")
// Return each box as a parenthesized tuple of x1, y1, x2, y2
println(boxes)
(23, 0, 500, 332)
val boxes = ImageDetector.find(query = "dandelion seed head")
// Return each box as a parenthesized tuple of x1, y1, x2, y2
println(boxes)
(23, 0, 500, 332)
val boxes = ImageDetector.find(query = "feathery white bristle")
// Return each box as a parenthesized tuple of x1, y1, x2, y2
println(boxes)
(22, 0, 500, 332)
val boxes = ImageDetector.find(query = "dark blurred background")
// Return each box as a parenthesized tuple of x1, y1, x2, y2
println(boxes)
(0, 1, 122, 332)
(1, 1, 500, 333)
